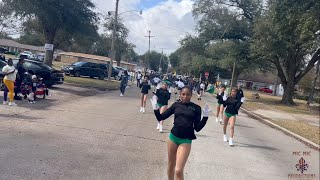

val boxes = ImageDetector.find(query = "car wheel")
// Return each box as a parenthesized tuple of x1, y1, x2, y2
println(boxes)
(99, 74, 105, 80)
(90, 76, 94, 79)
(74, 71, 80, 77)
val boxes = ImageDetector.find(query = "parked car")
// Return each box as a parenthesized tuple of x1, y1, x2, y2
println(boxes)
(104, 64, 121, 79)
(13, 59, 64, 87)
(0, 47, 8, 54)
(62, 62, 119, 80)
(0, 60, 7, 91)
(259, 87, 273, 93)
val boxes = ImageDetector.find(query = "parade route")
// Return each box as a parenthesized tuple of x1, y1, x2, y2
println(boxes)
(0, 85, 319, 180)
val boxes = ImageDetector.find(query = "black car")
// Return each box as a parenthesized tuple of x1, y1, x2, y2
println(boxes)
(13, 59, 64, 87)
(0, 60, 7, 91)
(62, 62, 119, 80)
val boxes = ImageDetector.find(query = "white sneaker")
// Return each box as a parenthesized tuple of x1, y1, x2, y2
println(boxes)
(142, 108, 145, 113)
(216, 117, 219, 122)
(140, 107, 143, 112)
(223, 135, 228, 142)
(156, 123, 160, 130)
(219, 117, 223, 124)
(3, 101, 8, 105)
(159, 125, 163, 133)
(120, 93, 123, 96)
(9, 102, 17, 106)
(229, 138, 234, 146)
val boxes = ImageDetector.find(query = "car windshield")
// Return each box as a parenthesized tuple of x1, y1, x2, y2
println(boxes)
(37, 62, 54, 70)
(72, 62, 86, 66)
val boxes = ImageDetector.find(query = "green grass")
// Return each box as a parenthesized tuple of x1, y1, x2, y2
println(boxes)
(64, 76, 120, 91)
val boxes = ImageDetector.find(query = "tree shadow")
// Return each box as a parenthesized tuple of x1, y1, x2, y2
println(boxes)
(0, 113, 40, 120)
(235, 142, 280, 151)
(235, 124, 254, 128)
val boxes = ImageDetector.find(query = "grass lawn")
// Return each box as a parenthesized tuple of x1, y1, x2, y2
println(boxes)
(64, 76, 120, 91)
(270, 119, 319, 145)
(242, 89, 319, 115)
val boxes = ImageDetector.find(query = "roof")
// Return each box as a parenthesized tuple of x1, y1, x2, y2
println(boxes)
(0, 39, 44, 52)
(59, 52, 136, 66)
(238, 72, 277, 84)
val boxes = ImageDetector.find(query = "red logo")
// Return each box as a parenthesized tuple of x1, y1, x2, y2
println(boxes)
(296, 158, 309, 174)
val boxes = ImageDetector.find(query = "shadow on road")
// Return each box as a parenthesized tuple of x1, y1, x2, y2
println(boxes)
(236, 142, 280, 151)
(235, 124, 254, 128)
(0, 113, 40, 120)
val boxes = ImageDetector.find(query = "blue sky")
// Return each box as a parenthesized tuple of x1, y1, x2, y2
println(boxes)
(137, 0, 166, 9)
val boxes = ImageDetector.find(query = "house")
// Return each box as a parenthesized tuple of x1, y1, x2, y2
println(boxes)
(57, 52, 136, 71)
(217, 72, 284, 96)
(0, 39, 45, 54)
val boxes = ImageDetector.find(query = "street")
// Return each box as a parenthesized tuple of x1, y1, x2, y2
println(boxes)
(0, 84, 319, 180)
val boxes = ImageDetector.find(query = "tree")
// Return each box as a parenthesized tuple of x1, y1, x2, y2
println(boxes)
(0, 2, 22, 38)
(104, 18, 130, 66)
(4, 0, 98, 66)
(141, 51, 168, 73)
(192, 0, 265, 86)
(251, 0, 320, 104)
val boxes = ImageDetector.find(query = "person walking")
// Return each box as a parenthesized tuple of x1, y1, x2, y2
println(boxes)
(136, 71, 142, 87)
(151, 86, 211, 180)
(2, 58, 18, 106)
(216, 85, 226, 124)
(139, 76, 151, 113)
(235, 84, 244, 110)
(197, 81, 205, 100)
(120, 70, 129, 96)
(222, 88, 245, 146)
(154, 82, 171, 132)
(14, 57, 26, 100)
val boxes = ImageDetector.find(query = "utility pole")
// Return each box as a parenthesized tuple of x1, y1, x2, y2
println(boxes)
(159, 48, 164, 72)
(145, 30, 154, 70)
(108, 0, 119, 81)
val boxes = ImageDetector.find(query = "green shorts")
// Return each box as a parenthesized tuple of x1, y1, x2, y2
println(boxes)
(169, 133, 192, 145)
(217, 103, 223, 106)
(225, 112, 236, 118)
(157, 103, 167, 108)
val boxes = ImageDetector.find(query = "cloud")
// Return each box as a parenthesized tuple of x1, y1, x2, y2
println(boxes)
(93, 0, 196, 55)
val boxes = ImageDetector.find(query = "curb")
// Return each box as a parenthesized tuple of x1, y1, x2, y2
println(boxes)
(240, 108, 319, 151)
(206, 93, 320, 151)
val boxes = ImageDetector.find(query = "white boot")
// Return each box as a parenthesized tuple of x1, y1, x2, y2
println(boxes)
(156, 123, 160, 130)
(216, 117, 219, 122)
(223, 135, 228, 142)
(140, 107, 143, 112)
(229, 138, 234, 146)
(159, 124, 163, 133)
(142, 108, 145, 113)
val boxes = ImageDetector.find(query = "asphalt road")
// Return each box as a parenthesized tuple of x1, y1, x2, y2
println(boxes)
(0, 84, 319, 180)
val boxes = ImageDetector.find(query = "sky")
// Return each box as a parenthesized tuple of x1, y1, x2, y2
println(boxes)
(92, 0, 197, 55)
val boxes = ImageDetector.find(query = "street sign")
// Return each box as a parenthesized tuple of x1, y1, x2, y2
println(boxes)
(205, 72, 209, 78)
(44, 43, 54, 51)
